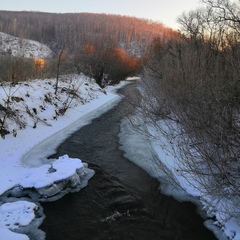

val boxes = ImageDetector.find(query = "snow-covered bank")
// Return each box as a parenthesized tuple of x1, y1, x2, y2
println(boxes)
(148, 122, 240, 240)
(119, 114, 240, 240)
(0, 75, 129, 239)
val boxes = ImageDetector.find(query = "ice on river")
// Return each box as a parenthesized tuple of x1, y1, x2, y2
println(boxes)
(0, 155, 94, 240)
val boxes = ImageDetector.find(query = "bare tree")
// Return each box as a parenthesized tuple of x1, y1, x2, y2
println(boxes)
(54, 41, 67, 95)
(202, 0, 240, 31)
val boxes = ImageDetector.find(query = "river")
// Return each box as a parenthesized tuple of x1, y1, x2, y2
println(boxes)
(40, 82, 217, 240)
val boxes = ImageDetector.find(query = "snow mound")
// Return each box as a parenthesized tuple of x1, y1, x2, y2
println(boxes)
(0, 201, 37, 230)
(0, 32, 53, 58)
(0, 200, 44, 240)
(0, 154, 95, 239)
(0, 228, 29, 240)
(21, 155, 84, 189)
(3, 155, 95, 202)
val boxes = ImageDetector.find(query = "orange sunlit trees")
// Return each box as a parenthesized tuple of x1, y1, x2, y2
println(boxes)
(33, 58, 45, 69)
(106, 47, 142, 83)
(75, 42, 142, 87)
(33, 58, 45, 77)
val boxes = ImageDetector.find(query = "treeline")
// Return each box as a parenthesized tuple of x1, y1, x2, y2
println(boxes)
(0, 11, 178, 55)
(0, 11, 180, 86)
(140, 0, 240, 218)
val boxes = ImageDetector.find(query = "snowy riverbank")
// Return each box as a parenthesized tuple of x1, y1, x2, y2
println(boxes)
(0, 75, 131, 239)
(1, 74, 239, 240)
(119, 114, 240, 240)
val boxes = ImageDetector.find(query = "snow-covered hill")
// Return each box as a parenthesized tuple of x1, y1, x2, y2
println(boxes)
(0, 32, 53, 59)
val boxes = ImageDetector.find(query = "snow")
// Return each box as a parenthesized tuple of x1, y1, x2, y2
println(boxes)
(0, 228, 29, 240)
(119, 113, 240, 240)
(0, 74, 128, 239)
(0, 201, 37, 230)
(20, 155, 83, 189)
(0, 32, 53, 58)
(148, 122, 240, 240)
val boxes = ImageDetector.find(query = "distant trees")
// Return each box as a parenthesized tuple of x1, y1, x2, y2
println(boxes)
(105, 47, 142, 83)
(74, 37, 142, 87)
(140, 0, 240, 216)
(0, 11, 178, 56)
(0, 56, 33, 83)
(0, 11, 180, 87)
(0, 55, 57, 83)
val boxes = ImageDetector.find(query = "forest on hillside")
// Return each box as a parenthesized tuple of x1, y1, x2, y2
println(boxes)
(0, 11, 178, 55)
(0, 11, 180, 86)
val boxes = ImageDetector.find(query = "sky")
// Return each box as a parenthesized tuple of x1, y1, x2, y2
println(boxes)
(1, 0, 203, 29)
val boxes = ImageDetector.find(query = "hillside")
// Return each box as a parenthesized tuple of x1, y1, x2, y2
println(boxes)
(0, 11, 179, 55)
(0, 32, 53, 58)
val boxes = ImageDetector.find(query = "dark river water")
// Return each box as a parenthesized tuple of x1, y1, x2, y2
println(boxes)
(40, 82, 217, 240)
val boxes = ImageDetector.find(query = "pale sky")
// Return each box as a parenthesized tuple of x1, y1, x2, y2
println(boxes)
(1, 0, 203, 29)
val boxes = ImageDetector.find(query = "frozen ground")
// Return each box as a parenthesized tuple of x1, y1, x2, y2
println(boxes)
(0, 74, 131, 239)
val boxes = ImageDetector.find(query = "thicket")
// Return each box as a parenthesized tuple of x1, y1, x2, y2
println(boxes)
(0, 43, 141, 89)
(0, 55, 72, 83)
(0, 55, 33, 82)
(74, 39, 142, 87)
(141, 0, 240, 217)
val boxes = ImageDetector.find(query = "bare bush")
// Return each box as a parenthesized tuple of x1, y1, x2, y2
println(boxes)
(139, 0, 240, 219)
(0, 82, 26, 138)
(74, 38, 142, 87)
(0, 56, 33, 83)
